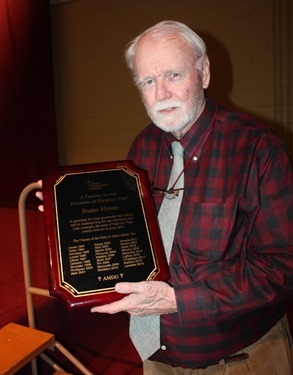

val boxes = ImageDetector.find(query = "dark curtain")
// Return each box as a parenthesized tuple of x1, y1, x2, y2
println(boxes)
(0, 0, 58, 207)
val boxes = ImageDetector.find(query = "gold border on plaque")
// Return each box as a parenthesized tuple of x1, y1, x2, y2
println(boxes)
(53, 167, 160, 297)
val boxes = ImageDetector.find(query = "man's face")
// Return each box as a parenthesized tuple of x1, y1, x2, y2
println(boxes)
(134, 34, 210, 136)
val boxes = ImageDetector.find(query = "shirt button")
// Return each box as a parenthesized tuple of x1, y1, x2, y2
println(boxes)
(161, 345, 167, 350)
(193, 156, 198, 161)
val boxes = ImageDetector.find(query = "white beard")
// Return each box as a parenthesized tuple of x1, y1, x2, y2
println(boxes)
(142, 88, 205, 134)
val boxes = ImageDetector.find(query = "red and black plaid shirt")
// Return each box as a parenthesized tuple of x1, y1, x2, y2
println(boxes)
(127, 98, 293, 369)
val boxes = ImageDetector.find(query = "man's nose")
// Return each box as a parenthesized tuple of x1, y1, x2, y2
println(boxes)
(155, 80, 172, 101)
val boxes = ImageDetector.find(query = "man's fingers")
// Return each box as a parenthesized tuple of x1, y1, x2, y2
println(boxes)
(115, 282, 140, 294)
(35, 191, 43, 201)
(115, 281, 150, 294)
(91, 282, 146, 314)
(91, 295, 132, 314)
(35, 189, 44, 212)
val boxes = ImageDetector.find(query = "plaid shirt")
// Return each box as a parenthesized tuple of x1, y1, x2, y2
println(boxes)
(127, 98, 293, 369)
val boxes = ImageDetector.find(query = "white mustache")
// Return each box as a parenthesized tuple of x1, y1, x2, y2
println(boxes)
(152, 101, 182, 112)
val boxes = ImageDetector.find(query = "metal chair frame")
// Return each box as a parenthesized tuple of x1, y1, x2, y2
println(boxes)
(18, 182, 94, 375)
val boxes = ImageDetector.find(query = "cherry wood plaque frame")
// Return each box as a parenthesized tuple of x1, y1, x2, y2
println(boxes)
(42, 160, 169, 309)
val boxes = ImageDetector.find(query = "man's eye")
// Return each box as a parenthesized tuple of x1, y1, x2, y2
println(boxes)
(165, 72, 182, 81)
(146, 79, 154, 85)
(140, 79, 154, 89)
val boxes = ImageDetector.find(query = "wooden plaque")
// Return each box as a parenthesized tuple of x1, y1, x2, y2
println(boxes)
(42, 160, 169, 309)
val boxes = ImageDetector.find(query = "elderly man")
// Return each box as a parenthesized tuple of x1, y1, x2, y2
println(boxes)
(92, 20, 293, 374)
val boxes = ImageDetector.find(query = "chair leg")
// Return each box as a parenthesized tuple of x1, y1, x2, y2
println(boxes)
(54, 341, 94, 375)
(39, 352, 65, 371)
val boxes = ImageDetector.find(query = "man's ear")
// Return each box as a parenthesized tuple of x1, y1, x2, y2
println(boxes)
(202, 55, 210, 89)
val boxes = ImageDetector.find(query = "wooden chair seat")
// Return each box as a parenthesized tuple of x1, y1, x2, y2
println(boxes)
(0, 322, 54, 375)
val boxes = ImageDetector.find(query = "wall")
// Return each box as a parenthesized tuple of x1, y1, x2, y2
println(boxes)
(50, 0, 293, 165)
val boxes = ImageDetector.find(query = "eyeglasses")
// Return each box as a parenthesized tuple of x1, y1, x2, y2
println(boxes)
(151, 186, 184, 200)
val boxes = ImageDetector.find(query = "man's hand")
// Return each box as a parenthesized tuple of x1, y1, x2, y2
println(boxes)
(91, 281, 177, 316)
(35, 180, 44, 212)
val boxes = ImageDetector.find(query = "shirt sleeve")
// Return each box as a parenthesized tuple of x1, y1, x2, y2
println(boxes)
(174, 138, 293, 324)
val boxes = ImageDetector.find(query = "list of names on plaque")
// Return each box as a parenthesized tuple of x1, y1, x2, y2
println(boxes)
(95, 242, 118, 272)
(121, 238, 146, 268)
(68, 245, 93, 276)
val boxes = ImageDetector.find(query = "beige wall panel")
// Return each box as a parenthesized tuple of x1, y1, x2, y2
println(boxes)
(51, 0, 292, 164)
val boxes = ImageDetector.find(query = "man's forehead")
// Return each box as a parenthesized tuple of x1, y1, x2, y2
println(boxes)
(134, 35, 192, 72)
(137, 32, 187, 52)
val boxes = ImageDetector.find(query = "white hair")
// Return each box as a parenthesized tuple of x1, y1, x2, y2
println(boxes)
(125, 20, 207, 75)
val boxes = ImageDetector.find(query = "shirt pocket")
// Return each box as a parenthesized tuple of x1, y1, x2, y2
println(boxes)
(178, 201, 243, 265)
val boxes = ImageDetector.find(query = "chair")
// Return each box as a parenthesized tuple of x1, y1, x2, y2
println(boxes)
(17, 182, 93, 375)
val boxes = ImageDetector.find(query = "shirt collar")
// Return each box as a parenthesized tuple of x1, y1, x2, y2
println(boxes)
(163, 98, 218, 160)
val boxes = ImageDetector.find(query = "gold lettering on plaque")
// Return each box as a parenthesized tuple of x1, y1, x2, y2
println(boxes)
(121, 238, 146, 268)
(95, 242, 117, 272)
(68, 244, 94, 276)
